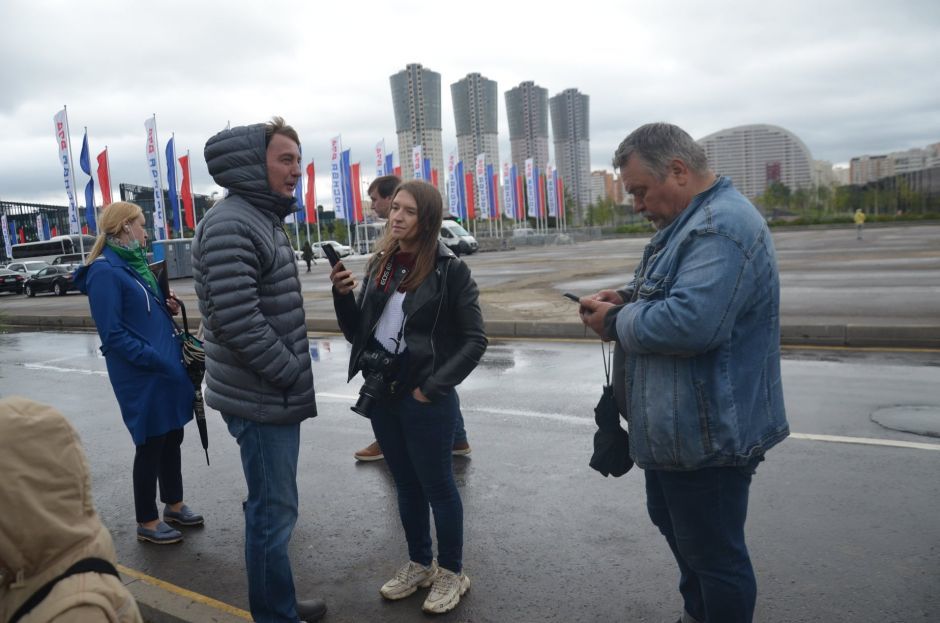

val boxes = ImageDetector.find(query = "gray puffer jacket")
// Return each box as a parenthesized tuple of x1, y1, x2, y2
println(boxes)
(191, 123, 316, 423)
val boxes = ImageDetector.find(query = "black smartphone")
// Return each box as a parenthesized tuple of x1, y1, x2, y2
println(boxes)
(562, 292, 580, 303)
(321, 244, 342, 267)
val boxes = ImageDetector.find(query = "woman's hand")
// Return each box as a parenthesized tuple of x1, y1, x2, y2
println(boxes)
(412, 387, 431, 403)
(329, 263, 357, 295)
(166, 290, 181, 316)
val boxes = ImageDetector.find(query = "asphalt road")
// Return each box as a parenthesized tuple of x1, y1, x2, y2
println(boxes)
(1, 332, 938, 622)
(1, 224, 939, 339)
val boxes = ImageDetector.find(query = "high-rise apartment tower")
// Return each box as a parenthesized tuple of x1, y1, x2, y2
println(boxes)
(550, 88, 591, 221)
(451, 73, 500, 176)
(504, 81, 550, 173)
(389, 63, 444, 189)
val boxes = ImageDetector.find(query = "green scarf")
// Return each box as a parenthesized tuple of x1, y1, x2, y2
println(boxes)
(107, 242, 160, 296)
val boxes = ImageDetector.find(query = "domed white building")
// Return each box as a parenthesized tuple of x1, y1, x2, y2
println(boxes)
(698, 124, 813, 198)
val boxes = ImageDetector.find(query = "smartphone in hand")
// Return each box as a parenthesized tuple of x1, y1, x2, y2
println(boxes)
(322, 243, 342, 267)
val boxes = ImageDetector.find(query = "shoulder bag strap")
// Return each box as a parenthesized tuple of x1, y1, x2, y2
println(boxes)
(9, 558, 120, 623)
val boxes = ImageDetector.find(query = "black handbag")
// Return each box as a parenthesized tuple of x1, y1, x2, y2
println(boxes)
(589, 342, 633, 478)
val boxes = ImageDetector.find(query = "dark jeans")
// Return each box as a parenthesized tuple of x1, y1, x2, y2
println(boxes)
(223, 414, 301, 623)
(371, 390, 463, 573)
(454, 394, 468, 445)
(645, 462, 758, 623)
(133, 428, 184, 523)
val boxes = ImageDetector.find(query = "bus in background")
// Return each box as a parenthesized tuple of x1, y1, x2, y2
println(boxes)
(10, 235, 97, 264)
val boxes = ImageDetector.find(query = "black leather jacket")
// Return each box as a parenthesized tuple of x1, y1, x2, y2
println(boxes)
(333, 243, 487, 400)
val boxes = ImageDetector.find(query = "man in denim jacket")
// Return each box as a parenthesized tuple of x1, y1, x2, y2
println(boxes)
(580, 123, 789, 623)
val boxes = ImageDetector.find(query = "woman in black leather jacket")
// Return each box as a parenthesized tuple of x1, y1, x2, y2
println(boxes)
(331, 180, 486, 615)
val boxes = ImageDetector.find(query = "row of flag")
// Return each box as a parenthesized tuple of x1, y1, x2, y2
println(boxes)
(40, 109, 565, 248)
(139, 115, 196, 240)
(48, 107, 198, 243)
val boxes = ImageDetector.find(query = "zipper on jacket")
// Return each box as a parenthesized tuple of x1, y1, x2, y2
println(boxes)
(136, 281, 151, 314)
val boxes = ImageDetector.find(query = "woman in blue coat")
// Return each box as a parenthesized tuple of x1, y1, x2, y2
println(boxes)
(74, 201, 202, 544)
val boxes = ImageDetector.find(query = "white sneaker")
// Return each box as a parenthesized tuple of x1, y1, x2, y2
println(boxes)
(422, 567, 470, 614)
(379, 560, 439, 600)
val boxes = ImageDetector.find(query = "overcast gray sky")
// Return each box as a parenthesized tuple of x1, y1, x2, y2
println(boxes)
(1, 0, 938, 207)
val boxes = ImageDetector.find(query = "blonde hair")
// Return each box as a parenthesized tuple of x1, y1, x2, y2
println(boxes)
(86, 201, 144, 262)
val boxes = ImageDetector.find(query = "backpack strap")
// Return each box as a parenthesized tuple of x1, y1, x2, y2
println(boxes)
(9, 558, 120, 623)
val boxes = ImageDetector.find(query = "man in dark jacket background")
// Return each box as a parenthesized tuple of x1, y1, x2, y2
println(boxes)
(192, 117, 325, 623)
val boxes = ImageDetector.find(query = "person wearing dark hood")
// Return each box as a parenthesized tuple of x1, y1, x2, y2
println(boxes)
(192, 117, 324, 623)
(0, 396, 143, 623)
(73, 201, 202, 546)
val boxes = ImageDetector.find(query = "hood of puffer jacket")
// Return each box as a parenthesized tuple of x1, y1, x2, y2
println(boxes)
(0, 397, 114, 594)
(203, 122, 297, 220)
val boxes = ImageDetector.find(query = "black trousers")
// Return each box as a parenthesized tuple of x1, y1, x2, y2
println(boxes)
(133, 428, 184, 523)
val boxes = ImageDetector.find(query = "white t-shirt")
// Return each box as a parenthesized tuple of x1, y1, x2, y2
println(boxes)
(374, 290, 407, 354)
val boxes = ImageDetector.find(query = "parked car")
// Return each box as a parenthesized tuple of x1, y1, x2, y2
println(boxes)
(0, 268, 26, 295)
(439, 220, 478, 256)
(311, 241, 352, 259)
(5, 260, 50, 276)
(24, 265, 75, 297)
(511, 227, 537, 238)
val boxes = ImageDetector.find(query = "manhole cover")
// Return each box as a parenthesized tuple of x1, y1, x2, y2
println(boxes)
(871, 406, 940, 438)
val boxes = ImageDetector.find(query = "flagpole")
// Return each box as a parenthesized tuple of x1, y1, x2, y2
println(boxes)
(64, 106, 86, 257)
(187, 150, 198, 228)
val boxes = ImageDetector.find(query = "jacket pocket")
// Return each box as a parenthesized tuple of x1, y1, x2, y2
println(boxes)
(694, 380, 714, 455)
(637, 275, 667, 301)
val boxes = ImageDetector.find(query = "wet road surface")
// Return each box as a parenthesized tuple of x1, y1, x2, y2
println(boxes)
(1, 332, 938, 622)
(2, 224, 938, 329)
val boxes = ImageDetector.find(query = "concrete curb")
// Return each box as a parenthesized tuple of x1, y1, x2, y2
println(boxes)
(119, 568, 249, 623)
(4, 312, 940, 348)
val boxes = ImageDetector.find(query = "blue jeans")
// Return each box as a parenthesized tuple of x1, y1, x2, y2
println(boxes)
(371, 390, 463, 573)
(223, 414, 301, 623)
(645, 463, 758, 623)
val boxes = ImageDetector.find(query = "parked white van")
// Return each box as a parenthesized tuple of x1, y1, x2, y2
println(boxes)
(439, 220, 478, 256)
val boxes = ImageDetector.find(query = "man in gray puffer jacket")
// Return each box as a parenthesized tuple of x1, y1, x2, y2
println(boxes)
(192, 117, 325, 623)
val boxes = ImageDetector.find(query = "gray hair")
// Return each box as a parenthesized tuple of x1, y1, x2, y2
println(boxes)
(612, 123, 709, 180)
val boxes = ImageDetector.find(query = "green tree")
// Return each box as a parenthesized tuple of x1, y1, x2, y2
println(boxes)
(332, 220, 348, 243)
(791, 187, 812, 213)
(815, 184, 832, 213)
(755, 181, 791, 214)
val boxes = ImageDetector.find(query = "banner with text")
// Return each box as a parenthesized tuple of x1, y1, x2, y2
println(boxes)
(375, 140, 386, 178)
(330, 136, 345, 220)
(475, 154, 488, 219)
(53, 108, 80, 235)
(525, 158, 537, 218)
(412, 145, 424, 180)
(144, 116, 167, 240)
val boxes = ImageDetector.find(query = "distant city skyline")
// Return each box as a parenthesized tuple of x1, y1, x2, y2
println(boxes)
(1, 1, 937, 207)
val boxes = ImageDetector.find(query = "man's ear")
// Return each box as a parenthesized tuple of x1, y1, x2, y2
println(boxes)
(669, 158, 691, 186)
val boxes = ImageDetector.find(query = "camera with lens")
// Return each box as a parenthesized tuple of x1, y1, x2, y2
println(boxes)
(352, 349, 402, 417)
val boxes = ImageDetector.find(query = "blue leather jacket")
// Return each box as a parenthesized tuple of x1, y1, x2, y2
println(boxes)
(614, 177, 789, 470)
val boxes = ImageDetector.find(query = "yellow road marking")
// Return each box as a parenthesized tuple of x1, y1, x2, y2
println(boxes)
(116, 564, 251, 620)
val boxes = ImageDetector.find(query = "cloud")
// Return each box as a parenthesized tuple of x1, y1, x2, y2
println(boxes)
(1, 0, 938, 205)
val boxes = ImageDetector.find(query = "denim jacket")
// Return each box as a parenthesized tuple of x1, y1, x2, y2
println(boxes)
(614, 177, 789, 470)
